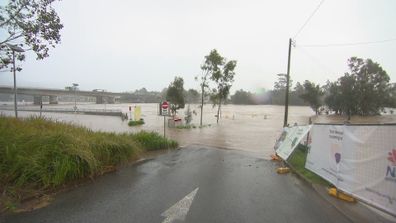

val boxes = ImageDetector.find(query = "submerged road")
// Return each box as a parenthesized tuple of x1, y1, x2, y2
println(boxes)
(2, 145, 350, 223)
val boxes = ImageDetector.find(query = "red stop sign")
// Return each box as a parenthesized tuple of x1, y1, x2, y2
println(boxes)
(162, 101, 169, 109)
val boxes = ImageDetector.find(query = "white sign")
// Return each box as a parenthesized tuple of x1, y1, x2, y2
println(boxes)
(274, 125, 312, 160)
(305, 124, 396, 215)
(162, 108, 169, 116)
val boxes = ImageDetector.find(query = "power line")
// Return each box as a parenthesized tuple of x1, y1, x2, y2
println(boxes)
(297, 37, 396, 47)
(294, 0, 325, 39)
(296, 47, 337, 76)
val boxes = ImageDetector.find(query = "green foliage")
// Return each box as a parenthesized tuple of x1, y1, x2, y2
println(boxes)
(166, 76, 185, 115)
(325, 57, 392, 116)
(128, 119, 145, 126)
(288, 144, 330, 186)
(388, 83, 396, 108)
(176, 124, 212, 129)
(176, 124, 196, 129)
(0, 116, 178, 206)
(202, 49, 237, 123)
(132, 131, 178, 150)
(119, 88, 163, 103)
(274, 73, 293, 91)
(196, 50, 221, 126)
(228, 87, 306, 106)
(231, 89, 256, 104)
(0, 0, 63, 70)
(185, 89, 200, 103)
(299, 80, 324, 114)
(269, 75, 306, 106)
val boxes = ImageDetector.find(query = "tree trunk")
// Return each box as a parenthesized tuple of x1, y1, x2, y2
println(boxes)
(217, 98, 221, 124)
(200, 85, 204, 127)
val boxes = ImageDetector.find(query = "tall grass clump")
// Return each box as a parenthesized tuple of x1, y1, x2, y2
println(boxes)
(132, 131, 178, 150)
(0, 116, 178, 209)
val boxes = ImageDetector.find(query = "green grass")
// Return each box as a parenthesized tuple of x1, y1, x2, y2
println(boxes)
(132, 131, 178, 150)
(176, 124, 197, 129)
(128, 119, 145, 126)
(288, 144, 331, 186)
(0, 116, 178, 210)
(176, 124, 212, 129)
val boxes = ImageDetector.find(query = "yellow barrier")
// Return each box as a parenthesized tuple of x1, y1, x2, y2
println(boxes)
(276, 167, 290, 174)
(328, 187, 356, 203)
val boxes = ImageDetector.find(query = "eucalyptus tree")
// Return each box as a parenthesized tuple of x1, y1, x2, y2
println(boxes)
(210, 57, 237, 123)
(0, 0, 63, 70)
(196, 49, 224, 126)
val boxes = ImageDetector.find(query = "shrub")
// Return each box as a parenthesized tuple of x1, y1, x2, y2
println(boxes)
(128, 119, 145, 126)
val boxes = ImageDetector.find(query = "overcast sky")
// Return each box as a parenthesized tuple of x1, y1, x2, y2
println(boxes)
(1, 0, 396, 93)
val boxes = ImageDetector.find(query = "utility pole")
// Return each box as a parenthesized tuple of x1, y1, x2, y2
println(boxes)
(283, 38, 292, 127)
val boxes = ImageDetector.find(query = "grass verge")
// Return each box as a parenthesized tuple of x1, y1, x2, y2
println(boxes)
(0, 116, 178, 212)
(288, 144, 331, 186)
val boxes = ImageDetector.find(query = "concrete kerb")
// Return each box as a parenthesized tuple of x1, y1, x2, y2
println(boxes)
(284, 161, 395, 223)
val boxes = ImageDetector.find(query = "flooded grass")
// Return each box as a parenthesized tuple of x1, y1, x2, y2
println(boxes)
(128, 119, 145, 126)
(288, 145, 330, 186)
(0, 116, 178, 211)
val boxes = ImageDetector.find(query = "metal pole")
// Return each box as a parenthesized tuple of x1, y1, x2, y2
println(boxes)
(283, 38, 292, 127)
(12, 50, 18, 118)
(40, 101, 42, 118)
(163, 115, 166, 138)
(74, 87, 77, 112)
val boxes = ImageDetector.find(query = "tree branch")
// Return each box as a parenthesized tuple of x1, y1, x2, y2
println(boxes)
(0, 1, 29, 27)
(0, 33, 23, 45)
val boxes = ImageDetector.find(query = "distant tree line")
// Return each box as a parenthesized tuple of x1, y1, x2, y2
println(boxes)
(229, 57, 396, 116)
(229, 74, 307, 106)
(121, 57, 395, 118)
(119, 87, 200, 104)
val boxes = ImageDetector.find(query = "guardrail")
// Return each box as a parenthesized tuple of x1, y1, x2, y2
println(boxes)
(0, 107, 124, 117)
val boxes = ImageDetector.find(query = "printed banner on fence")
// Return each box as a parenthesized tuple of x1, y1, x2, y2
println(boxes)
(274, 125, 311, 160)
(305, 124, 396, 215)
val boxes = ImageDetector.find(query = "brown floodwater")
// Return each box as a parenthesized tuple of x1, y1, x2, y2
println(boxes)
(1, 103, 395, 158)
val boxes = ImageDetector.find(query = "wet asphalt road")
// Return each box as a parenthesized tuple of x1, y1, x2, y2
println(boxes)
(1, 145, 350, 223)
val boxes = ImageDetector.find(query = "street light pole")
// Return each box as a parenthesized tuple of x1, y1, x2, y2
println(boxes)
(12, 50, 18, 118)
(6, 44, 25, 118)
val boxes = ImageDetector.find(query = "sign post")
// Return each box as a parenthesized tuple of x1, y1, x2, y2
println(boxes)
(161, 101, 169, 138)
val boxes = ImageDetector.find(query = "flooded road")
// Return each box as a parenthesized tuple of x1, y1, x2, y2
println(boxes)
(1, 103, 395, 158)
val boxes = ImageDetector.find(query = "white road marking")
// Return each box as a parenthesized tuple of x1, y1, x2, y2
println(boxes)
(161, 188, 199, 223)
